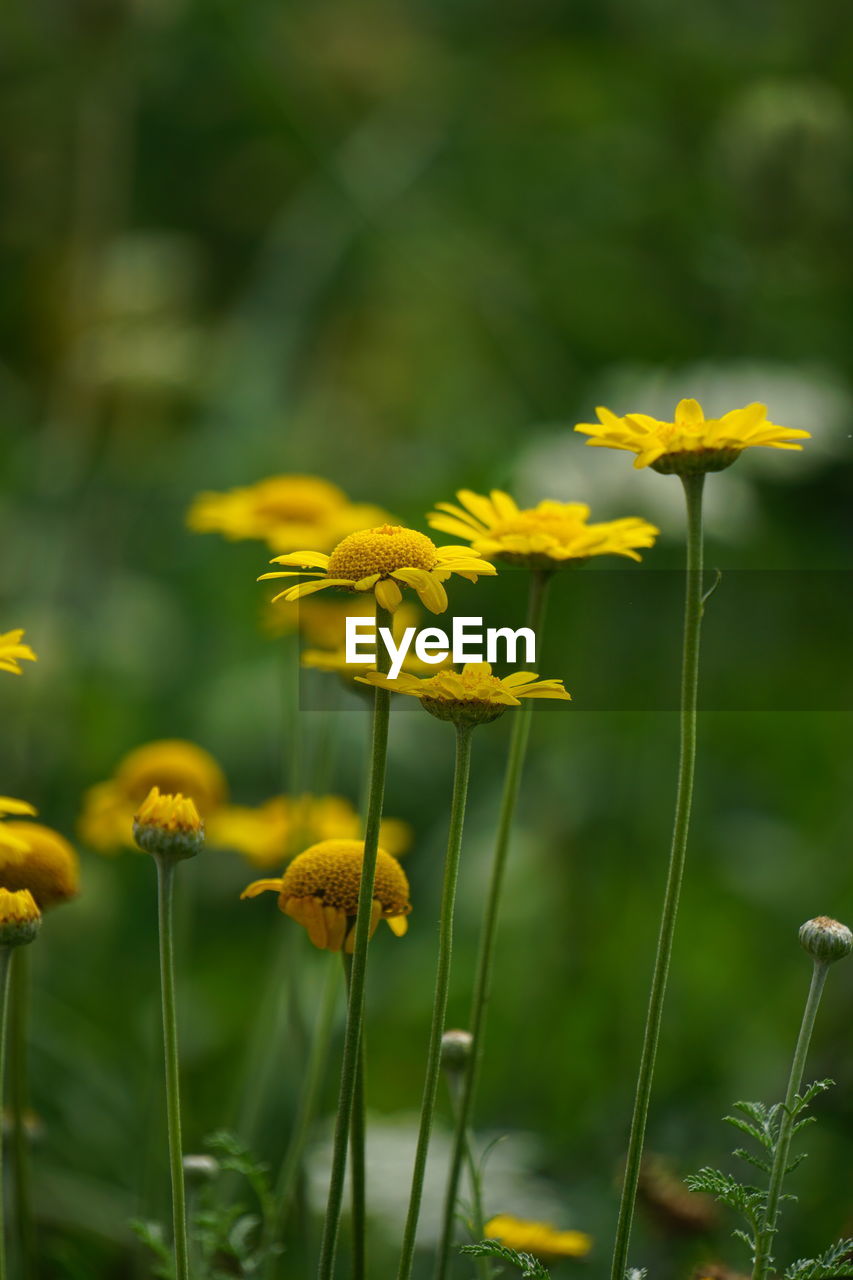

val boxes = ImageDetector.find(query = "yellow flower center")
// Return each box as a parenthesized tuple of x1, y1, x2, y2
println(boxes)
(489, 503, 588, 541)
(281, 838, 410, 917)
(326, 525, 438, 581)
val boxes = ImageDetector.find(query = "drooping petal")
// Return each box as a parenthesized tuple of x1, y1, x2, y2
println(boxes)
(375, 577, 403, 612)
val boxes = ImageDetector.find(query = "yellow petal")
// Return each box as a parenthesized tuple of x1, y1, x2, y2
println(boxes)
(386, 915, 409, 936)
(240, 878, 284, 900)
(375, 577, 403, 611)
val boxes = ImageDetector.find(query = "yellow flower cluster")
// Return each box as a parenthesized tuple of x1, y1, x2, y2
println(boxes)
(187, 473, 391, 553)
(209, 792, 411, 869)
(80, 739, 226, 853)
(483, 1213, 592, 1262)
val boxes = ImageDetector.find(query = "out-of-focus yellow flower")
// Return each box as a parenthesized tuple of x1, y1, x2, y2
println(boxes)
(359, 662, 571, 726)
(208, 793, 411, 868)
(241, 837, 411, 952)
(0, 630, 37, 676)
(187, 473, 391, 553)
(133, 786, 204, 860)
(0, 800, 38, 853)
(483, 1214, 592, 1262)
(575, 398, 810, 474)
(0, 888, 41, 948)
(79, 739, 226, 853)
(428, 490, 659, 569)
(261, 524, 496, 615)
(0, 823, 79, 910)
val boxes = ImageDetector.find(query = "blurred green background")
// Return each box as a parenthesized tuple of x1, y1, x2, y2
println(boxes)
(2, 0, 853, 1276)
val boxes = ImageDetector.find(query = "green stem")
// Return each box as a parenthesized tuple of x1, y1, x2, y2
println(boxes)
(435, 570, 551, 1280)
(397, 723, 475, 1280)
(344, 953, 367, 1280)
(445, 1076, 490, 1280)
(155, 856, 189, 1280)
(0, 947, 13, 1280)
(10, 948, 35, 1278)
(272, 955, 341, 1244)
(752, 960, 829, 1280)
(609, 471, 706, 1280)
(317, 603, 393, 1280)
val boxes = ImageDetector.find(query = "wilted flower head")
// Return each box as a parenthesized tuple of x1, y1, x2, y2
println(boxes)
(575, 399, 810, 474)
(0, 822, 79, 910)
(261, 523, 497, 615)
(428, 490, 659, 570)
(0, 630, 37, 676)
(482, 1213, 592, 1262)
(133, 788, 204, 861)
(241, 838, 411, 952)
(799, 916, 853, 965)
(0, 889, 42, 949)
(359, 662, 571, 727)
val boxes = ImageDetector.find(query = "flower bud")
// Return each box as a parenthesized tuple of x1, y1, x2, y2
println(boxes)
(799, 916, 853, 965)
(182, 1154, 220, 1185)
(0, 889, 41, 948)
(440, 1029, 473, 1074)
(133, 787, 204, 861)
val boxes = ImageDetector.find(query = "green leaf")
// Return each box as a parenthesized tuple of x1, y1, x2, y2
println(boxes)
(460, 1240, 551, 1278)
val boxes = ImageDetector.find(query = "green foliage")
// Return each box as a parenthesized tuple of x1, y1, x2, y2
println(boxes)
(687, 1082, 850, 1277)
(131, 1132, 280, 1280)
(460, 1240, 551, 1278)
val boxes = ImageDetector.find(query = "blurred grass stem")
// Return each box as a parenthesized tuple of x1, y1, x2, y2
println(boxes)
(609, 471, 706, 1280)
(317, 604, 393, 1280)
(436, 569, 551, 1280)
(10, 950, 35, 1278)
(343, 952, 367, 1280)
(0, 947, 12, 1280)
(398, 723, 475, 1280)
(154, 855, 190, 1280)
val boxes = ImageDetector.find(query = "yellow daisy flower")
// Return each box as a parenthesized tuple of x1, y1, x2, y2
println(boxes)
(208, 793, 412, 869)
(0, 799, 38, 854)
(358, 662, 571, 726)
(428, 489, 659, 569)
(79, 739, 227, 853)
(260, 523, 497, 615)
(484, 1214, 592, 1263)
(575, 398, 810, 474)
(0, 629, 37, 676)
(241, 837, 411, 952)
(133, 786, 204, 860)
(187, 473, 391, 553)
(0, 822, 79, 910)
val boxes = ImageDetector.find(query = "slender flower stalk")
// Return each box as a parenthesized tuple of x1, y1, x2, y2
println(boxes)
(436, 570, 551, 1280)
(344, 952, 368, 1280)
(273, 954, 341, 1233)
(0, 946, 14, 1280)
(317, 604, 393, 1280)
(752, 918, 853, 1280)
(397, 723, 475, 1280)
(609, 471, 706, 1280)
(10, 952, 35, 1278)
(752, 960, 828, 1280)
(154, 854, 190, 1280)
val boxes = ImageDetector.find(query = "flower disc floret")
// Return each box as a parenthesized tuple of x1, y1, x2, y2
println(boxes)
(575, 398, 810, 474)
(0, 888, 42, 948)
(0, 822, 79, 909)
(483, 1214, 592, 1262)
(240, 837, 411, 952)
(358, 662, 571, 726)
(261, 523, 497, 615)
(133, 787, 204, 860)
(429, 490, 659, 568)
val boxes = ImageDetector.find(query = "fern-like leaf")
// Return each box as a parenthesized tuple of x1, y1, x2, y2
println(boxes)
(784, 1237, 853, 1279)
(461, 1240, 551, 1278)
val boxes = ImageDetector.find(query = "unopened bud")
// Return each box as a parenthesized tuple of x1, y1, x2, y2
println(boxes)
(441, 1029, 473, 1074)
(799, 916, 853, 965)
(133, 787, 204, 861)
